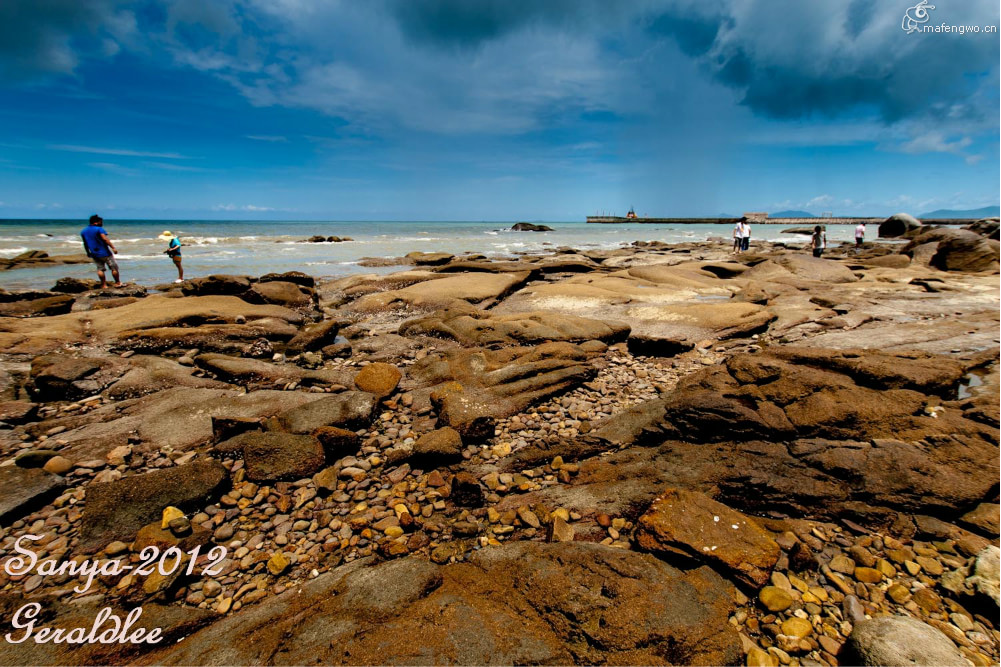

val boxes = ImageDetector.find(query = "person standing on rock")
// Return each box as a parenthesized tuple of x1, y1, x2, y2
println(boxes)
(80, 214, 122, 288)
(732, 220, 742, 254)
(811, 225, 827, 258)
(159, 231, 184, 282)
(854, 221, 866, 252)
(741, 220, 751, 252)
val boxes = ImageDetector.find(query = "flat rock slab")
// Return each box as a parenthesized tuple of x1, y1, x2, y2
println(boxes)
(0, 294, 304, 355)
(104, 355, 232, 399)
(400, 307, 629, 346)
(518, 347, 998, 527)
(143, 542, 741, 666)
(0, 467, 65, 525)
(277, 390, 379, 433)
(348, 271, 531, 312)
(194, 353, 353, 388)
(134, 388, 330, 451)
(636, 487, 780, 589)
(80, 460, 228, 551)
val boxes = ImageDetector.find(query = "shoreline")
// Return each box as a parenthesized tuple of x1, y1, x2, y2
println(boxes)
(0, 230, 998, 665)
(586, 216, 982, 225)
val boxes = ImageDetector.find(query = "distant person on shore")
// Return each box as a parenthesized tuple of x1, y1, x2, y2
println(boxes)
(732, 220, 742, 253)
(741, 220, 751, 252)
(811, 225, 827, 258)
(854, 222, 866, 251)
(80, 214, 122, 288)
(159, 231, 183, 282)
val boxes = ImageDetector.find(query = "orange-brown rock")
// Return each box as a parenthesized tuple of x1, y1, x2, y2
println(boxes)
(636, 488, 780, 589)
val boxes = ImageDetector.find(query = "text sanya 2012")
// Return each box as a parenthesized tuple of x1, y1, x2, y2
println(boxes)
(3, 534, 228, 645)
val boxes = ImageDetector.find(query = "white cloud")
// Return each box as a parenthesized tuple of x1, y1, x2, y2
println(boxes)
(212, 203, 275, 211)
(245, 135, 288, 142)
(50, 144, 190, 159)
(87, 162, 139, 176)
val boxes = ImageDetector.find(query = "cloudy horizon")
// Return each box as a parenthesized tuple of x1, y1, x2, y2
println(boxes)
(1, 0, 998, 220)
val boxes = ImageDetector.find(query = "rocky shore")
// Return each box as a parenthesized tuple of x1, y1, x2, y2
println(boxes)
(0, 222, 998, 666)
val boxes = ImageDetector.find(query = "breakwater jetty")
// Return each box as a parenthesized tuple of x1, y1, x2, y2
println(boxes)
(586, 215, 976, 225)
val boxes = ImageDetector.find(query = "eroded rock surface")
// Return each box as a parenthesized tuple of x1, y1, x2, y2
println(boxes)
(144, 543, 741, 666)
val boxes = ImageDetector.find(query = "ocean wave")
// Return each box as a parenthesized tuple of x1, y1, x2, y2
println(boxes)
(0, 247, 30, 257)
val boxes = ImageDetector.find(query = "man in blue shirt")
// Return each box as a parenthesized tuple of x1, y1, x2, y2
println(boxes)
(80, 214, 122, 288)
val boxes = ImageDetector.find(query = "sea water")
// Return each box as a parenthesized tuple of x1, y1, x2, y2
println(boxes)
(0, 219, 866, 290)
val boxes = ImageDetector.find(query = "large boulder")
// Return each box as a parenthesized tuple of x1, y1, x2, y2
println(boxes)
(353, 362, 402, 397)
(929, 229, 999, 272)
(80, 460, 228, 551)
(635, 488, 780, 589)
(239, 432, 326, 482)
(284, 318, 342, 353)
(410, 427, 463, 464)
(51, 276, 101, 293)
(511, 222, 553, 231)
(844, 616, 965, 666)
(244, 280, 315, 309)
(144, 542, 741, 666)
(902, 228, 1000, 272)
(879, 212, 922, 238)
(259, 271, 315, 288)
(181, 274, 253, 296)
(964, 217, 1000, 240)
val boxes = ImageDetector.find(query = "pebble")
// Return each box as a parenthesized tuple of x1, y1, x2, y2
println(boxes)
(780, 617, 812, 639)
(759, 586, 794, 612)
(42, 456, 73, 475)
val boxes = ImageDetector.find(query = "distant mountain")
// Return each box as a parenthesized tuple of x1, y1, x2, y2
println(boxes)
(918, 206, 1000, 219)
(770, 210, 815, 218)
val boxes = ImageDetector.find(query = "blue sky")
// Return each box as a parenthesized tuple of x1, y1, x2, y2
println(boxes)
(0, 0, 998, 220)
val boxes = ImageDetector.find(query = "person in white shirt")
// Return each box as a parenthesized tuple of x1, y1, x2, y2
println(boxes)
(741, 221, 751, 252)
(854, 222, 866, 251)
(732, 221, 743, 253)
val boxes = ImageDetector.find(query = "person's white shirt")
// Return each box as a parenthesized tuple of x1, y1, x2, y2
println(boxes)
(742, 223, 751, 238)
(855, 224, 865, 239)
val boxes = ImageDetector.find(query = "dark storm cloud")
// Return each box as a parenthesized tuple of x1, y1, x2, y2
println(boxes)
(646, 0, 999, 122)
(0, 0, 134, 82)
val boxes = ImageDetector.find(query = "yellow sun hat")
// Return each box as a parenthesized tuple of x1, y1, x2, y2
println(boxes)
(158, 231, 175, 240)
